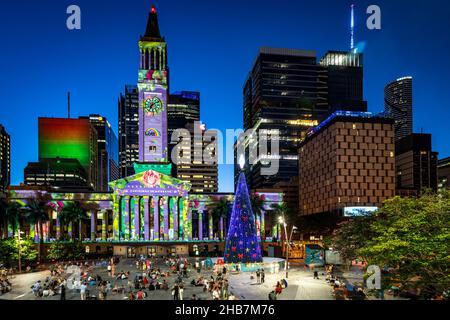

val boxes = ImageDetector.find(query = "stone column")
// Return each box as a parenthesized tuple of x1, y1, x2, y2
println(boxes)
(143, 197, 150, 241)
(133, 197, 140, 240)
(219, 217, 224, 240)
(198, 210, 203, 240)
(162, 48, 166, 69)
(123, 196, 130, 240)
(68, 222, 73, 240)
(90, 210, 96, 241)
(177, 198, 184, 240)
(163, 196, 169, 241)
(153, 196, 159, 241)
(186, 197, 192, 240)
(113, 196, 120, 240)
(102, 211, 108, 241)
(208, 211, 213, 240)
(172, 197, 178, 241)
(55, 213, 61, 240)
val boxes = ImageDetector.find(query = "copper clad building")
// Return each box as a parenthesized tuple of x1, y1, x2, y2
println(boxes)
(299, 111, 396, 216)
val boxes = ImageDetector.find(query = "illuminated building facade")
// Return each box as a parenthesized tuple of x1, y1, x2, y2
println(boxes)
(299, 111, 396, 217)
(119, 85, 139, 178)
(174, 122, 219, 193)
(80, 115, 119, 191)
(168, 91, 200, 140)
(395, 133, 438, 195)
(242, 47, 328, 189)
(385, 77, 413, 141)
(319, 51, 368, 113)
(138, 6, 169, 163)
(34, 118, 98, 190)
(24, 158, 90, 191)
(0, 124, 11, 190)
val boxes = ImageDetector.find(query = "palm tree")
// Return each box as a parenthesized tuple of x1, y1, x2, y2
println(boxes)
(210, 198, 231, 240)
(59, 201, 89, 241)
(0, 200, 23, 237)
(21, 197, 51, 262)
(251, 193, 265, 225)
(270, 203, 292, 240)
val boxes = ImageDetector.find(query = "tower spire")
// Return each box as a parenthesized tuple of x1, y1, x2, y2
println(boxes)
(144, 4, 162, 39)
(350, 4, 355, 51)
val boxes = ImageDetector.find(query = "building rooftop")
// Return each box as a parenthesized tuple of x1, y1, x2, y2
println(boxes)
(302, 110, 394, 144)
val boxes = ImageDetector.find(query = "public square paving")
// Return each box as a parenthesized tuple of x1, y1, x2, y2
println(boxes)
(1, 258, 337, 301)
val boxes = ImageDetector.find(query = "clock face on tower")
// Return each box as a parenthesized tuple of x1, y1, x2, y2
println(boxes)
(144, 96, 163, 116)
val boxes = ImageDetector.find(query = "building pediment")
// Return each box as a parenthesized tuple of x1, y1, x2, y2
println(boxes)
(109, 170, 191, 197)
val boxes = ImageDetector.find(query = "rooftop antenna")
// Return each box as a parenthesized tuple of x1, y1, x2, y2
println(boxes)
(67, 91, 71, 119)
(350, 4, 355, 51)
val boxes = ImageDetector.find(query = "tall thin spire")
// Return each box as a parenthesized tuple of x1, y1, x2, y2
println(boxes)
(350, 4, 355, 51)
(144, 4, 162, 39)
(67, 91, 71, 119)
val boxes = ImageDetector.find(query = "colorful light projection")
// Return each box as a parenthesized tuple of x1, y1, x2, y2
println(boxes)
(224, 173, 263, 264)
(137, 32, 169, 163)
(38, 118, 92, 168)
(139, 88, 168, 163)
(145, 128, 161, 137)
(7, 188, 282, 244)
(109, 170, 191, 242)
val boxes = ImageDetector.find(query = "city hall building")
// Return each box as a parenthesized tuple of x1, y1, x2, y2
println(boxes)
(6, 6, 283, 257)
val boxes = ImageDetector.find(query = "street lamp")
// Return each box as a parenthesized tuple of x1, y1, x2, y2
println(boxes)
(279, 215, 298, 279)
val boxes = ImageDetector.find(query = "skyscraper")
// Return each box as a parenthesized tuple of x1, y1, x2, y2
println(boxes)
(0, 124, 11, 190)
(79, 115, 119, 191)
(242, 47, 329, 190)
(384, 76, 413, 141)
(168, 91, 200, 140)
(395, 133, 438, 195)
(173, 122, 219, 193)
(25, 118, 98, 190)
(320, 51, 367, 113)
(168, 91, 200, 164)
(24, 158, 91, 190)
(167, 92, 217, 192)
(118, 85, 139, 178)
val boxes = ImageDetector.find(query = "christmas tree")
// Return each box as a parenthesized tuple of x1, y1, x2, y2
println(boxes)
(224, 172, 263, 264)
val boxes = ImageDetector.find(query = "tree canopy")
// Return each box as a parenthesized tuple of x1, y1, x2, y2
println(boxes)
(331, 190, 450, 297)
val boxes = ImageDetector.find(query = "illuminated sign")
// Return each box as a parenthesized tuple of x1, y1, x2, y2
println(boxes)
(344, 206, 378, 217)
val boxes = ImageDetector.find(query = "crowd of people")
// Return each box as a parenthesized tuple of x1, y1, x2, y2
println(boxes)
(190, 266, 231, 300)
(325, 269, 367, 300)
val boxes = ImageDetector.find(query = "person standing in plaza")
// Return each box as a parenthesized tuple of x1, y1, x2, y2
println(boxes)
(261, 269, 265, 284)
(173, 284, 180, 301)
(111, 263, 116, 277)
(256, 269, 261, 284)
(179, 283, 184, 300)
(60, 284, 66, 300)
(79, 282, 87, 300)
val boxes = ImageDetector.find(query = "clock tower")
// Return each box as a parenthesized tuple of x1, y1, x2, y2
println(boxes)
(137, 5, 169, 164)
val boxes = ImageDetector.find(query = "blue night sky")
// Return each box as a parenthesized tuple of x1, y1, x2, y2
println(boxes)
(0, 0, 449, 192)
